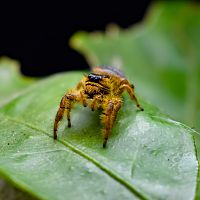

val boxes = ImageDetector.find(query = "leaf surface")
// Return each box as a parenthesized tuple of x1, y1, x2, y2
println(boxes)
(0, 72, 198, 200)
(0, 57, 37, 199)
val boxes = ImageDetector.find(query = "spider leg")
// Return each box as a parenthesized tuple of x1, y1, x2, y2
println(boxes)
(90, 95, 102, 111)
(53, 90, 88, 139)
(111, 99, 122, 128)
(101, 98, 122, 148)
(76, 79, 85, 90)
(75, 78, 88, 107)
(54, 93, 74, 139)
(119, 84, 144, 111)
(80, 91, 87, 107)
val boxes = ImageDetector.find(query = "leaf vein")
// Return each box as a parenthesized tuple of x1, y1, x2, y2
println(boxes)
(1, 113, 148, 200)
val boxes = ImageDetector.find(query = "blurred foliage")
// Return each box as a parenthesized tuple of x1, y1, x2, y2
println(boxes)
(0, 57, 34, 106)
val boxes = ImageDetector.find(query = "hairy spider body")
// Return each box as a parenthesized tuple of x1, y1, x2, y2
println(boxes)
(54, 66, 144, 148)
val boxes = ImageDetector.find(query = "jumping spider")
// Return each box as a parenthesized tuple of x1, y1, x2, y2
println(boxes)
(54, 66, 144, 148)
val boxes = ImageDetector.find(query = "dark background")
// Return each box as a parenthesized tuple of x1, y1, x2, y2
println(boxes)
(0, 1, 151, 77)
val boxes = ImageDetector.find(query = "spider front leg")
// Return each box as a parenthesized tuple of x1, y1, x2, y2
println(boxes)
(53, 91, 87, 139)
(101, 98, 122, 148)
(119, 83, 144, 111)
(54, 93, 74, 139)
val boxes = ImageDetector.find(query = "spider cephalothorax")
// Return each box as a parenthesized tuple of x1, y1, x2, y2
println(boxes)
(54, 66, 144, 148)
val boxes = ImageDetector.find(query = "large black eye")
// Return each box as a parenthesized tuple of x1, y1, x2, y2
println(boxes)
(88, 74, 102, 83)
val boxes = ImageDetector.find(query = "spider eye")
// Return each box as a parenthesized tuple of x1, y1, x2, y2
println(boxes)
(88, 74, 102, 82)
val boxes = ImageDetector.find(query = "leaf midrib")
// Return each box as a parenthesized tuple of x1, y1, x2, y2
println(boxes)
(1, 113, 148, 200)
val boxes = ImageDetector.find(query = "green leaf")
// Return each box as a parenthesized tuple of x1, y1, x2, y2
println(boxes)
(70, 1, 200, 133)
(0, 57, 34, 105)
(0, 57, 37, 199)
(0, 72, 198, 200)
